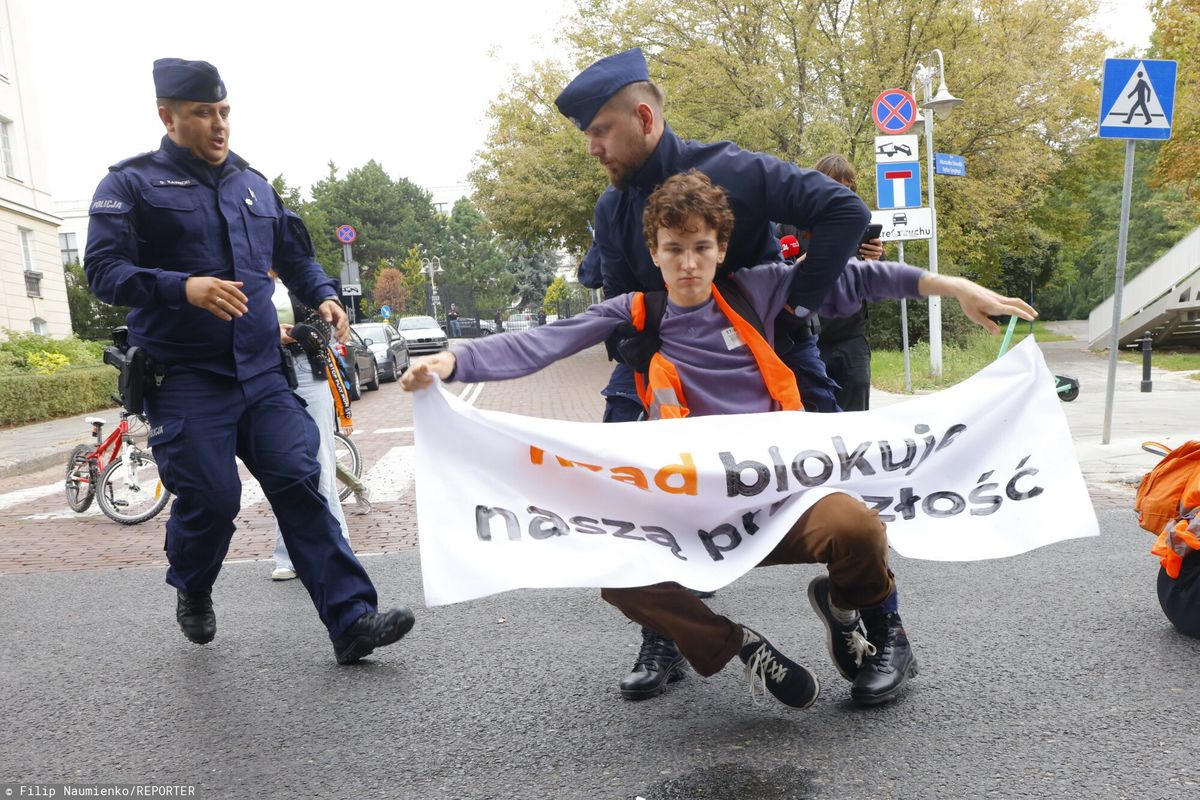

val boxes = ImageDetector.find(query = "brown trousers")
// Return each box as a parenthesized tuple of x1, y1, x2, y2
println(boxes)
(601, 492, 891, 677)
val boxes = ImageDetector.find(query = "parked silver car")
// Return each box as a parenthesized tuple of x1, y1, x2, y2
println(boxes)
(351, 322, 410, 382)
(396, 316, 449, 355)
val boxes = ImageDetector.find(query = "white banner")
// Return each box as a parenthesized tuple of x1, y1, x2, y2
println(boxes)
(413, 339, 1098, 606)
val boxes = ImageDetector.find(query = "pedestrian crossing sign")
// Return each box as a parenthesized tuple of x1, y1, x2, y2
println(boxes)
(1098, 58, 1177, 140)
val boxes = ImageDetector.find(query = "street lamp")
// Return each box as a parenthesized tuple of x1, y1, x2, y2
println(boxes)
(420, 256, 443, 321)
(912, 48, 963, 378)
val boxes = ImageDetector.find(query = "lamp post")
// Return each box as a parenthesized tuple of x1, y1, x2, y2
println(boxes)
(911, 48, 963, 378)
(420, 256, 443, 321)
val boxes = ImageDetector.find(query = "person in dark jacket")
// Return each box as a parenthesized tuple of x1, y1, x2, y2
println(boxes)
(84, 58, 413, 665)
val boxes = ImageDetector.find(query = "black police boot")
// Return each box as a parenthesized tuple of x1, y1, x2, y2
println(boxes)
(333, 607, 416, 665)
(176, 589, 216, 645)
(620, 627, 687, 701)
(850, 609, 919, 707)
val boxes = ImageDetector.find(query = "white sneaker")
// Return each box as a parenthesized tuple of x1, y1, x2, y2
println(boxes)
(352, 488, 373, 515)
(271, 567, 297, 581)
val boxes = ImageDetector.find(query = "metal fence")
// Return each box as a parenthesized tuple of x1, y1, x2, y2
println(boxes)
(428, 283, 594, 338)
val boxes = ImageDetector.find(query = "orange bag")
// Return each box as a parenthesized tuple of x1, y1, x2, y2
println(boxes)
(1137, 441, 1200, 579)
(1136, 441, 1200, 534)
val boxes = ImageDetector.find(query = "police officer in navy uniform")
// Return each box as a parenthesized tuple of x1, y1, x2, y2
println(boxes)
(85, 58, 414, 665)
(556, 50, 917, 708)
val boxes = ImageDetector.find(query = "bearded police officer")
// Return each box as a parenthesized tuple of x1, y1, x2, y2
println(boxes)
(556, 49, 921, 708)
(85, 58, 414, 664)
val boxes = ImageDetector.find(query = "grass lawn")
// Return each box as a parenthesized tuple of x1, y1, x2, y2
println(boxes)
(870, 321, 1072, 393)
(1116, 349, 1200, 372)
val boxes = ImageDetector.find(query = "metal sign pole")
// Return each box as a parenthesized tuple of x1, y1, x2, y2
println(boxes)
(1102, 139, 1136, 445)
(898, 240, 912, 393)
(923, 106, 942, 377)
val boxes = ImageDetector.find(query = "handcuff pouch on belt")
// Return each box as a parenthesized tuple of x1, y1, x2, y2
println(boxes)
(103, 325, 162, 414)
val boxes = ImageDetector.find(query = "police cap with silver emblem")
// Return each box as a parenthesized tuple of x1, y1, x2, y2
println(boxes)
(153, 58, 227, 102)
(554, 48, 649, 131)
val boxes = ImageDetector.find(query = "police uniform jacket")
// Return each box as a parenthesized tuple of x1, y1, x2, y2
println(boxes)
(85, 136, 338, 380)
(591, 124, 870, 404)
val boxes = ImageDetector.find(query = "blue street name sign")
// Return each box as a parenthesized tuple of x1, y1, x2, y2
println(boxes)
(934, 153, 966, 177)
(1098, 58, 1177, 140)
(875, 162, 922, 209)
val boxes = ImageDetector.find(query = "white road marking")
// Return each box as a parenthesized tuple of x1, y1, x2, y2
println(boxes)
(1, 482, 65, 511)
(372, 427, 414, 434)
(361, 446, 415, 503)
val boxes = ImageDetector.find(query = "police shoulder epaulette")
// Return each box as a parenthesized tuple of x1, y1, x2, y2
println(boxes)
(109, 150, 156, 171)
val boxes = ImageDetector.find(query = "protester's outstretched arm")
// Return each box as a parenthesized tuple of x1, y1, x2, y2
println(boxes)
(919, 274, 1037, 334)
(401, 353, 457, 392)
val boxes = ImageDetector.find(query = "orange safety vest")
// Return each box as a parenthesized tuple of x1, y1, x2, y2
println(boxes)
(628, 284, 803, 420)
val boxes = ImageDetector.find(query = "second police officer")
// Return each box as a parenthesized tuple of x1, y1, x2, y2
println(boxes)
(84, 58, 414, 665)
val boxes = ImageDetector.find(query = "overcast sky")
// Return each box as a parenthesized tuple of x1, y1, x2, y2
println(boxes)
(21, 0, 1152, 206)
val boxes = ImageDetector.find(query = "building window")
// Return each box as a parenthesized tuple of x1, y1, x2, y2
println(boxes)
(59, 232, 79, 265)
(19, 228, 36, 271)
(31, 318, 48, 336)
(21, 228, 41, 296)
(1, 120, 18, 179)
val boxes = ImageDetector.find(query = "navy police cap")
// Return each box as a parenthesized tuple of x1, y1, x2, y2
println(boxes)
(153, 58, 227, 103)
(554, 48, 649, 131)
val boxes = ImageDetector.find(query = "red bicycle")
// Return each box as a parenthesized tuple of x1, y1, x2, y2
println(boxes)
(65, 410, 170, 524)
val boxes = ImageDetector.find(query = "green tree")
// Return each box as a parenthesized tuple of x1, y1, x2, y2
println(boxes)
(304, 161, 447, 286)
(505, 245, 560, 308)
(1150, 0, 1200, 204)
(473, 0, 1107, 278)
(64, 261, 128, 341)
(542, 275, 570, 314)
(398, 245, 430, 315)
(437, 198, 518, 316)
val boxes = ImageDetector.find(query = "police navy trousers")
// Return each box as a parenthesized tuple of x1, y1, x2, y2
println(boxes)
(144, 365, 376, 640)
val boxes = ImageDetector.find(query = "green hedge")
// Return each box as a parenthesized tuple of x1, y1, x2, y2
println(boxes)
(0, 366, 118, 426)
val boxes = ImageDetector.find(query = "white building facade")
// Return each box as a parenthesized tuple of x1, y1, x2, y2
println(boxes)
(0, 0, 68, 338)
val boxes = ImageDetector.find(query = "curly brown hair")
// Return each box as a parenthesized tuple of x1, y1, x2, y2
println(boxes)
(642, 170, 734, 251)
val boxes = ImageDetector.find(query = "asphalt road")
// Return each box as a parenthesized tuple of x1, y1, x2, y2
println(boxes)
(1, 505, 1196, 800)
(2, 341, 1197, 799)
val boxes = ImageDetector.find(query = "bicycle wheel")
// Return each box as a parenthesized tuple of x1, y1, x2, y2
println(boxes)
(97, 450, 171, 525)
(65, 444, 97, 513)
(333, 432, 361, 501)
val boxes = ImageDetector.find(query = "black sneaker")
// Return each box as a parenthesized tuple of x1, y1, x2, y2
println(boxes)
(851, 610, 919, 707)
(333, 607, 416, 665)
(620, 627, 687, 701)
(807, 575, 875, 681)
(738, 628, 819, 709)
(176, 589, 216, 645)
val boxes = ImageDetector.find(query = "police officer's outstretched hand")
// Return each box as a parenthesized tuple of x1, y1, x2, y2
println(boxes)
(400, 353, 456, 392)
(319, 299, 350, 342)
(186, 276, 248, 321)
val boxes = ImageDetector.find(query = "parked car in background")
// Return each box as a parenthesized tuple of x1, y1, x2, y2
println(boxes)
(504, 312, 536, 331)
(396, 316, 449, 355)
(351, 322, 410, 383)
(332, 327, 380, 400)
(455, 317, 495, 338)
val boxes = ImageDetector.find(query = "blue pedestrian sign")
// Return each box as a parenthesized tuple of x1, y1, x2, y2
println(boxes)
(1098, 59, 1177, 140)
(934, 153, 966, 177)
(380, 304, 391, 319)
(875, 162, 922, 209)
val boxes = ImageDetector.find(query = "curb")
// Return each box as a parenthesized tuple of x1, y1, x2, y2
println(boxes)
(0, 448, 73, 480)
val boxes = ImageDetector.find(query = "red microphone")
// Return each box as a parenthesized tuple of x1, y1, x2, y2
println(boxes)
(779, 234, 801, 260)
